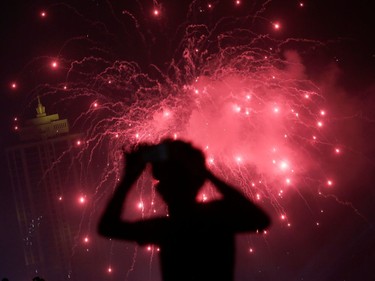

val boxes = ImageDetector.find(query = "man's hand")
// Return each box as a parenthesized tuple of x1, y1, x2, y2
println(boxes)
(121, 145, 148, 186)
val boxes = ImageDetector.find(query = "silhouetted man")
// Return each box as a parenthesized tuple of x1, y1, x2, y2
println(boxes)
(98, 139, 270, 281)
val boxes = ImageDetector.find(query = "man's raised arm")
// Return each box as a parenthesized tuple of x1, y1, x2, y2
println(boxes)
(206, 170, 271, 232)
(98, 149, 146, 239)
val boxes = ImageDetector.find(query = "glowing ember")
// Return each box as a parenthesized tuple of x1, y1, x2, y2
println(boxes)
(51, 61, 58, 68)
(273, 22, 281, 30)
(79, 196, 86, 204)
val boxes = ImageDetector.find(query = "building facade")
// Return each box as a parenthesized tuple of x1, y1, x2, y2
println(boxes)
(6, 98, 83, 280)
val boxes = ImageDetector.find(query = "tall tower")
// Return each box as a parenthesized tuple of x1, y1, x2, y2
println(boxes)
(6, 98, 82, 280)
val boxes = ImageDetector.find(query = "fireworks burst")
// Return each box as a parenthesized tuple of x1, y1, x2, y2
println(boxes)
(10, 0, 367, 279)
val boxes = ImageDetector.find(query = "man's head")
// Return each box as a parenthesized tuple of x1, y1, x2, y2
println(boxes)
(149, 139, 206, 209)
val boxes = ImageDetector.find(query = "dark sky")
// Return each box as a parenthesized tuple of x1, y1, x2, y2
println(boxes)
(1, 0, 374, 280)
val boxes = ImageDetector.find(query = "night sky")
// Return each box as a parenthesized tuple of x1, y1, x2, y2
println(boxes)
(1, 0, 375, 280)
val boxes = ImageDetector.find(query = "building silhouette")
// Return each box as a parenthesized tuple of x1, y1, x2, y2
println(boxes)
(6, 98, 83, 280)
